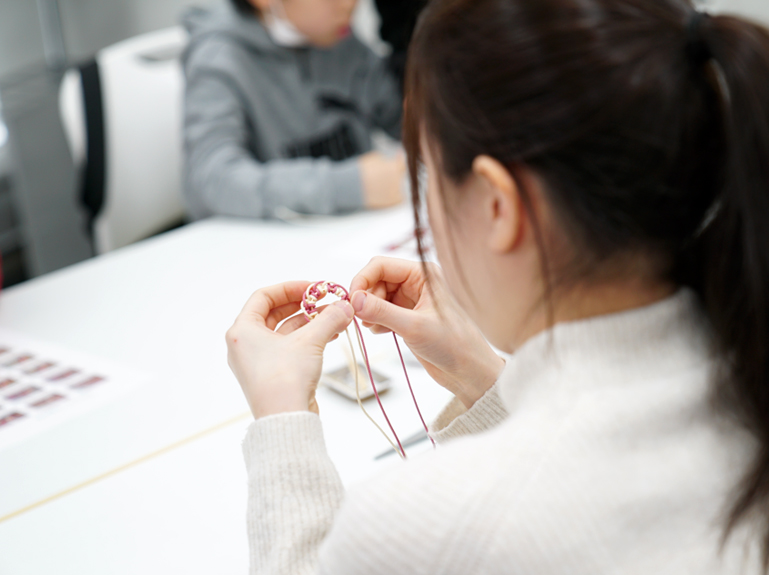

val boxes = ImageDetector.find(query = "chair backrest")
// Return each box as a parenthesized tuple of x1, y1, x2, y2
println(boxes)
(59, 26, 188, 254)
(59, 69, 87, 170)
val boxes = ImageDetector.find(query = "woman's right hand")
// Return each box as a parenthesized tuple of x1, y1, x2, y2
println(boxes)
(350, 257, 505, 408)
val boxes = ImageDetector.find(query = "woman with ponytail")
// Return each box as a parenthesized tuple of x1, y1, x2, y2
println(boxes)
(224, 0, 769, 572)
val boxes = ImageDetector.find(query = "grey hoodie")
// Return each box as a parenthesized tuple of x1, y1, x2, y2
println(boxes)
(181, 3, 402, 220)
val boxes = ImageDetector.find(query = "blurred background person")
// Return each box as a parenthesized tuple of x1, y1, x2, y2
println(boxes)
(181, 0, 405, 221)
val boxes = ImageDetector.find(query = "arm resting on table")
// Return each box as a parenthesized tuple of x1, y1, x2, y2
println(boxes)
(184, 70, 364, 220)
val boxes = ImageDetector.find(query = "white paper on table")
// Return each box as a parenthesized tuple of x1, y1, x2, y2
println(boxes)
(0, 327, 153, 451)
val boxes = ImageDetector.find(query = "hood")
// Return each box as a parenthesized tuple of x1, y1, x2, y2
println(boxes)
(182, 2, 281, 55)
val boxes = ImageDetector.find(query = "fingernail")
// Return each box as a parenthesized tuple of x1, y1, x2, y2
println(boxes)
(351, 291, 366, 313)
(334, 300, 354, 319)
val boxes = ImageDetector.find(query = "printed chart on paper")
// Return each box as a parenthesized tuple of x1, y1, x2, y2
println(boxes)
(0, 327, 151, 451)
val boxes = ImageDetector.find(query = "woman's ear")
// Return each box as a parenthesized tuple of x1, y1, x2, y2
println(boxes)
(471, 156, 524, 253)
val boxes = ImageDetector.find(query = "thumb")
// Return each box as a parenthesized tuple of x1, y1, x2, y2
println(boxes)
(351, 291, 413, 336)
(304, 300, 354, 344)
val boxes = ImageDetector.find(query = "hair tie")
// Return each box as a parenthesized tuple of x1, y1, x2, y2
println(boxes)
(686, 10, 712, 65)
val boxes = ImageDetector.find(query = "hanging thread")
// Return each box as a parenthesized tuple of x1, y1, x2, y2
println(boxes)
(301, 281, 433, 458)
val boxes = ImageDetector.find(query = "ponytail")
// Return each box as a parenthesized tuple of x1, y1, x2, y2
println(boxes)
(693, 13, 769, 564)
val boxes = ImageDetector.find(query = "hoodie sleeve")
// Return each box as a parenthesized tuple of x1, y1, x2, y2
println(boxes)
(183, 65, 365, 220)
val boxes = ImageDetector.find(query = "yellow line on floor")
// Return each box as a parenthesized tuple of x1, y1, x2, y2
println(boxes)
(0, 411, 252, 524)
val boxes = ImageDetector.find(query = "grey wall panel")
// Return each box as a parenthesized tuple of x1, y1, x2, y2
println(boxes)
(58, 0, 141, 64)
(0, 0, 46, 77)
(3, 76, 92, 276)
(129, 0, 200, 34)
(58, 0, 197, 64)
(710, 0, 769, 25)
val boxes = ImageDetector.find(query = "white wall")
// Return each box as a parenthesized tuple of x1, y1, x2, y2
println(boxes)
(0, 0, 381, 78)
(0, 0, 196, 77)
(57, 0, 195, 64)
(707, 0, 769, 24)
(0, 0, 766, 81)
(57, 0, 382, 63)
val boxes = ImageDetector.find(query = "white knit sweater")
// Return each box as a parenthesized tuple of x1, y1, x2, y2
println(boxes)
(242, 290, 761, 574)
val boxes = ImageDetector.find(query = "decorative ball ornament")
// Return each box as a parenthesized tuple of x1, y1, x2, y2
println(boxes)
(302, 281, 350, 321)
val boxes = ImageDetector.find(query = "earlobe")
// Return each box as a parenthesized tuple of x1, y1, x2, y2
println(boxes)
(471, 156, 523, 253)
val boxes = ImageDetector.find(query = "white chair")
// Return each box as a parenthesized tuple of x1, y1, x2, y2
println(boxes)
(59, 26, 188, 254)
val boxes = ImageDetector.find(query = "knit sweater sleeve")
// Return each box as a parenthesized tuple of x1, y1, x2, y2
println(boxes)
(242, 385, 507, 575)
(242, 412, 344, 575)
(429, 383, 509, 443)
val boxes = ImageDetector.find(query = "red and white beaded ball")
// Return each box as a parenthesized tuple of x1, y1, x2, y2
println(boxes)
(301, 281, 350, 321)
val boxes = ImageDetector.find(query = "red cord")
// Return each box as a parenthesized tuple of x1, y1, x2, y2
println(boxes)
(302, 280, 435, 459)
(392, 333, 435, 447)
(353, 317, 406, 458)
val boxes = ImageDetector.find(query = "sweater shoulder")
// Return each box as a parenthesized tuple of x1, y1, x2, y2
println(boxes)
(320, 379, 756, 574)
(319, 431, 507, 574)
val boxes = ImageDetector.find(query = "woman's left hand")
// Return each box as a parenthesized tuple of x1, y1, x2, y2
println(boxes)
(226, 281, 354, 419)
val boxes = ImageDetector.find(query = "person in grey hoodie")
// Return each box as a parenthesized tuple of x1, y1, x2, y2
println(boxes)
(181, 0, 404, 220)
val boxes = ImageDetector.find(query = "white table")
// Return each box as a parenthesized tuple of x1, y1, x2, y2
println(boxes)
(0, 206, 453, 575)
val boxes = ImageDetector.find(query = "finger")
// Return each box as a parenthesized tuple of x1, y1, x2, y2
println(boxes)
(371, 282, 388, 300)
(265, 302, 302, 331)
(357, 315, 393, 334)
(278, 319, 344, 339)
(369, 324, 393, 335)
(301, 301, 355, 344)
(351, 290, 417, 337)
(275, 304, 330, 336)
(276, 312, 309, 335)
(349, 257, 422, 295)
(238, 281, 311, 325)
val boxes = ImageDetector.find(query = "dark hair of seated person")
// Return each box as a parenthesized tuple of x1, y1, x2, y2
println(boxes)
(374, 0, 428, 91)
(231, 0, 257, 16)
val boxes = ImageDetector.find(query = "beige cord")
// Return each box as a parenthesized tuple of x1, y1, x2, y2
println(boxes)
(344, 325, 403, 459)
(0, 411, 252, 524)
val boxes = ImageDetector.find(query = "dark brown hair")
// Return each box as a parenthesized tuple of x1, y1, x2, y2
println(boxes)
(231, 0, 258, 17)
(404, 0, 769, 565)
